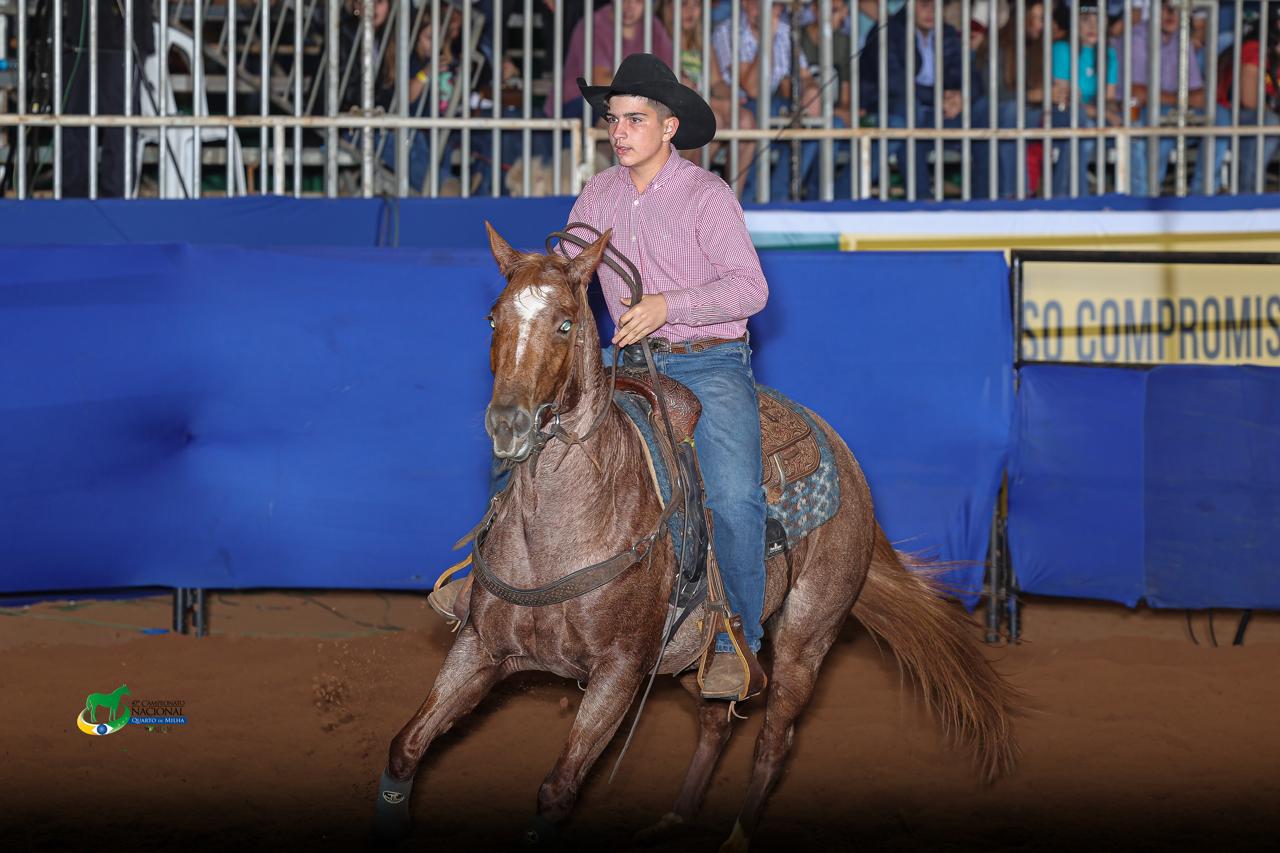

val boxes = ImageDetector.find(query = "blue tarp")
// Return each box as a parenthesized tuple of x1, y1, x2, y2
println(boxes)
(1008, 365, 1147, 605)
(1145, 366, 1280, 608)
(0, 197, 575, 252)
(0, 246, 1010, 600)
(1010, 364, 1280, 609)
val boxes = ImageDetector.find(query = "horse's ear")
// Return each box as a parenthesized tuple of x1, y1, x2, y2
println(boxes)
(484, 221, 522, 277)
(568, 228, 612, 286)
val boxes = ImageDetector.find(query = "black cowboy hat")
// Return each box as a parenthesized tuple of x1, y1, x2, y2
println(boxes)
(577, 53, 717, 150)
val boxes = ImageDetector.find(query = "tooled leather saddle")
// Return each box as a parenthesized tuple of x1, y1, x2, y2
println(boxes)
(614, 369, 822, 504)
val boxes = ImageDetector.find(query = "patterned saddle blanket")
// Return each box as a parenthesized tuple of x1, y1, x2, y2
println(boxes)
(614, 381, 841, 555)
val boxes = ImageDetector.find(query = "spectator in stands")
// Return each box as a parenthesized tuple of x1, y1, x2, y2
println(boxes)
(550, 0, 674, 120)
(537, 0, 589, 69)
(1048, 1, 1118, 196)
(800, 0, 857, 197)
(712, 0, 820, 198)
(1113, 1, 1209, 195)
(340, 0, 394, 112)
(60, 0, 155, 197)
(799, 0, 855, 128)
(660, 0, 757, 184)
(969, 3, 990, 55)
(990, 0, 1048, 196)
(858, 0, 992, 198)
(1204, 7, 1280, 193)
(857, 0, 907, 50)
(396, 4, 467, 192)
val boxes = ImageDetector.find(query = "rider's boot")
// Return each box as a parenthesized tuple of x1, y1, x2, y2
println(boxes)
(698, 614, 767, 701)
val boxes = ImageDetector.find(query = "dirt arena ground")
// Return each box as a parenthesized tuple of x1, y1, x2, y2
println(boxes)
(2, 590, 1277, 852)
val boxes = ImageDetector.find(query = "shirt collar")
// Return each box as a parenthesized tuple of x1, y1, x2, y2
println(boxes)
(614, 144, 684, 193)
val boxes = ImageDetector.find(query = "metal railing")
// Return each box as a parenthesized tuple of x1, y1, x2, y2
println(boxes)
(0, 0, 1276, 200)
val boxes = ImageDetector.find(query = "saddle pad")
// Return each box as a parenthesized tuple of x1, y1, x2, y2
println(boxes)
(756, 386, 841, 545)
(615, 391, 681, 554)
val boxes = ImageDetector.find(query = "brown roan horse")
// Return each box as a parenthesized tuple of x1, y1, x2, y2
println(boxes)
(373, 225, 1020, 851)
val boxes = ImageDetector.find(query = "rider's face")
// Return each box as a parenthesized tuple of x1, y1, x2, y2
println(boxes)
(606, 95, 676, 172)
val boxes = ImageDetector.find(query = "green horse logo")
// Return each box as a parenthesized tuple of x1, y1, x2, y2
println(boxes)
(78, 684, 132, 735)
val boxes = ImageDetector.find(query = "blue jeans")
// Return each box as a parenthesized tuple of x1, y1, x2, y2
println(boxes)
(1050, 105, 1097, 197)
(997, 100, 1045, 198)
(887, 97, 994, 200)
(604, 342, 766, 653)
(739, 98, 839, 201)
(1203, 104, 1280, 194)
(652, 342, 765, 654)
(1127, 104, 1211, 196)
(373, 129, 431, 192)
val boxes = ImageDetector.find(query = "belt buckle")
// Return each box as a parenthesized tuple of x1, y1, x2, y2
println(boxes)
(647, 337, 672, 354)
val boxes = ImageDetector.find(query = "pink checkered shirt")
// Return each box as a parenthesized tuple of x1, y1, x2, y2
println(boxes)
(565, 145, 768, 343)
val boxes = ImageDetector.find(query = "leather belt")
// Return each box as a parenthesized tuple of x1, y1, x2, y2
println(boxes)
(649, 335, 747, 354)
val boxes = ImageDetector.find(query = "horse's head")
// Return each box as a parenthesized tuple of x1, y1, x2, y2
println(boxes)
(483, 222, 611, 461)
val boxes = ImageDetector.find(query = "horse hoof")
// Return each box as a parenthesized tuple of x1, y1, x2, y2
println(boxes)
(523, 813, 559, 846)
(634, 812, 685, 845)
(372, 771, 414, 843)
(718, 820, 750, 853)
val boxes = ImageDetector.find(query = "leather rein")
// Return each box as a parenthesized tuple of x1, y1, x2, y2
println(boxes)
(459, 224, 694, 609)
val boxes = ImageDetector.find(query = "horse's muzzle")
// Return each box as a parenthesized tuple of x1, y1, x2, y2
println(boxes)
(486, 402, 534, 460)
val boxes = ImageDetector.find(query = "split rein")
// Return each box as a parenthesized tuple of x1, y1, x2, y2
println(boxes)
(458, 224, 695, 610)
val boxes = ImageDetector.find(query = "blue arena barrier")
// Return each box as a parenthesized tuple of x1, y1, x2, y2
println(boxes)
(1009, 363, 1280, 609)
(1008, 365, 1148, 605)
(0, 245, 1011, 600)
(1144, 366, 1280, 609)
(0, 197, 575, 252)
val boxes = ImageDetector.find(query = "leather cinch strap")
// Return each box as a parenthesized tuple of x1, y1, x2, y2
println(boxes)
(470, 492, 681, 608)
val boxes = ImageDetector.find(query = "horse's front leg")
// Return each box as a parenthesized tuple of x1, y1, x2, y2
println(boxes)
(373, 625, 504, 842)
(527, 660, 647, 844)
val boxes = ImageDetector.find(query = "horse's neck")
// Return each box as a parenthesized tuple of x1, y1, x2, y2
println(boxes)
(507, 395, 656, 570)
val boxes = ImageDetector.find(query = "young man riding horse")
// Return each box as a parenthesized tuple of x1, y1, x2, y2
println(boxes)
(434, 52, 770, 701)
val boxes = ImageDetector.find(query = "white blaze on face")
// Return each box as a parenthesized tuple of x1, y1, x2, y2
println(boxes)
(512, 284, 555, 364)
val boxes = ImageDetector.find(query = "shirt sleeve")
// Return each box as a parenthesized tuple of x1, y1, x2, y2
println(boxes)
(661, 181, 769, 327)
(1107, 46, 1119, 86)
(1051, 41, 1070, 82)
(712, 22, 733, 85)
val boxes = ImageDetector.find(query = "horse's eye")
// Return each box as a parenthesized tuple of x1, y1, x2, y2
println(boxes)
(558, 319, 573, 334)
(486, 316, 496, 330)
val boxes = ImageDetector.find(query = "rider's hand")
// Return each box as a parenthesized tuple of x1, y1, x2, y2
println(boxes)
(613, 294, 668, 347)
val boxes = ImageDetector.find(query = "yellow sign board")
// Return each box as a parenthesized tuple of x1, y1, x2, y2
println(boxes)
(1020, 261, 1280, 365)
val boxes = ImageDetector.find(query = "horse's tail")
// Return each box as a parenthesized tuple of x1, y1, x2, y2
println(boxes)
(851, 525, 1021, 783)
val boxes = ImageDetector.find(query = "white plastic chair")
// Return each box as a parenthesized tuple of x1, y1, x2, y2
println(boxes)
(137, 24, 247, 198)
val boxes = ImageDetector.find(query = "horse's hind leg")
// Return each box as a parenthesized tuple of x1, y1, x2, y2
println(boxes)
(721, 604, 850, 853)
(373, 625, 503, 841)
(637, 671, 735, 842)
(527, 661, 646, 845)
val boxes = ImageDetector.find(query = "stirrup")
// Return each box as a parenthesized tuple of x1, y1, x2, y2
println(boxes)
(696, 614, 767, 702)
(428, 556, 473, 626)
